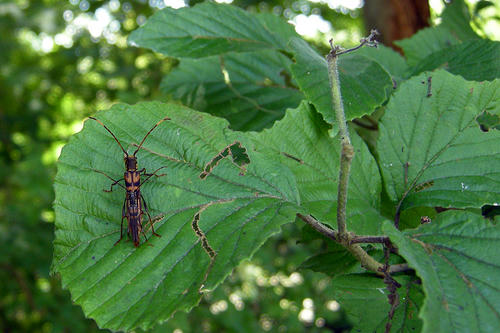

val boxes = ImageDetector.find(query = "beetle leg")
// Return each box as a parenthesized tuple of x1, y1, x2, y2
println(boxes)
(91, 168, 126, 192)
(114, 199, 127, 245)
(141, 193, 161, 238)
(141, 166, 167, 186)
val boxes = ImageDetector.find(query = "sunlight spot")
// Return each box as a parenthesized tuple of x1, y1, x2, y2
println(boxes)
(164, 0, 187, 9)
(42, 142, 65, 165)
(72, 120, 84, 134)
(41, 209, 55, 223)
(279, 298, 290, 309)
(316, 317, 325, 327)
(77, 56, 94, 74)
(229, 293, 244, 310)
(298, 308, 314, 323)
(326, 300, 340, 311)
(79, 0, 90, 11)
(37, 278, 51, 293)
(109, 0, 120, 11)
(309, 0, 363, 11)
(41, 34, 54, 53)
(429, 0, 445, 15)
(222, 67, 231, 85)
(55, 32, 73, 48)
(303, 298, 314, 308)
(63, 9, 73, 22)
(289, 272, 303, 285)
(259, 315, 273, 331)
(291, 14, 332, 38)
(209, 300, 228, 314)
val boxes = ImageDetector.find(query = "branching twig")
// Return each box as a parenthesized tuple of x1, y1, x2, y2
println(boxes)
(388, 264, 412, 274)
(329, 29, 379, 57)
(381, 243, 401, 333)
(297, 214, 384, 274)
(297, 214, 414, 277)
(352, 118, 378, 130)
(295, 31, 419, 281)
(326, 30, 378, 238)
(350, 235, 390, 244)
(327, 45, 350, 236)
(297, 213, 338, 241)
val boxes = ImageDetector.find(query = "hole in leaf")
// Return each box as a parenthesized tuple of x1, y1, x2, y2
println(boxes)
(199, 141, 250, 179)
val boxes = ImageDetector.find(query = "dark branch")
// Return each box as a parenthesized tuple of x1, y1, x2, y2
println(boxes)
(296, 213, 338, 241)
(328, 29, 379, 59)
(388, 264, 413, 274)
(351, 235, 390, 244)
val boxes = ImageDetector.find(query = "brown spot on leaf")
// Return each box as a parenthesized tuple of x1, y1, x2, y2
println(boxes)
(414, 180, 434, 192)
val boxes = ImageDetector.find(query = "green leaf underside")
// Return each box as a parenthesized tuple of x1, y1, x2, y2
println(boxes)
(251, 102, 385, 235)
(128, 2, 298, 58)
(333, 274, 423, 332)
(160, 50, 303, 130)
(53, 102, 300, 330)
(377, 70, 500, 211)
(410, 40, 500, 81)
(289, 38, 393, 126)
(383, 211, 500, 333)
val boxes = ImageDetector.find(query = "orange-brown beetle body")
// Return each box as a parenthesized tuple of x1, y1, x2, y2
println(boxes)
(89, 116, 170, 246)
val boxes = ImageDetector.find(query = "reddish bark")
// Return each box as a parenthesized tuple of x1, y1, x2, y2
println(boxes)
(363, 0, 431, 52)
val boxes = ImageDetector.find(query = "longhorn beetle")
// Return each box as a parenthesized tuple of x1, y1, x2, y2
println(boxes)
(89, 116, 170, 247)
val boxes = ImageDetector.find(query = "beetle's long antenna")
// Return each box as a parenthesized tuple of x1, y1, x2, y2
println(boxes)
(89, 117, 128, 155)
(133, 116, 170, 156)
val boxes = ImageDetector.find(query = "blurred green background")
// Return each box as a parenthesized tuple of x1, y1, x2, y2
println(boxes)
(1, 0, 498, 332)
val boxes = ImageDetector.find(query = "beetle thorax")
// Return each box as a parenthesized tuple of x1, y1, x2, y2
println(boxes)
(124, 155, 137, 171)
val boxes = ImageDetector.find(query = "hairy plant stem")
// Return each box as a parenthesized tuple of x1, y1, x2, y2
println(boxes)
(327, 44, 352, 237)
(297, 31, 412, 277)
(297, 213, 384, 274)
(299, 30, 395, 275)
(351, 235, 390, 244)
(296, 214, 413, 275)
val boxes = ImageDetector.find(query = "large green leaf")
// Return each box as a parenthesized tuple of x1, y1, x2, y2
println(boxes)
(440, 0, 480, 41)
(377, 70, 500, 210)
(356, 44, 409, 85)
(332, 274, 423, 332)
(160, 50, 303, 130)
(289, 38, 393, 126)
(251, 101, 385, 235)
(410, 40, 500, 81)
(52, 102, 300, 331)
(128, 2, 298, 58)
(395, 26, 459, 67)
(384, 211, 500, 333)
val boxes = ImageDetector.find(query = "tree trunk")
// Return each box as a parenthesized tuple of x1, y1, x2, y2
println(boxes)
(363, 0, 430, 52)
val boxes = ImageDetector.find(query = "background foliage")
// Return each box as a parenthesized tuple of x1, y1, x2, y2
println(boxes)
(1, 0, 499, 332)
